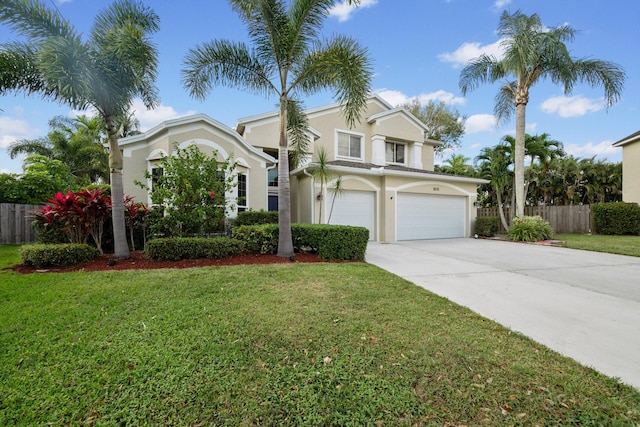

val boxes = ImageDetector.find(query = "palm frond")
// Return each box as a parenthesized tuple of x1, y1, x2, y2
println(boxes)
(459, 55, 504, 95)
(0, 0, 74, 39)
(182, 39, 276, 101)
(572, 58, 625, 108)
(8, 137, 53, 159)
(494, 80, 516, 124)
(286, 98, 310, 169)
(296, 35, 372, 128)
(0, 42, 49, 96)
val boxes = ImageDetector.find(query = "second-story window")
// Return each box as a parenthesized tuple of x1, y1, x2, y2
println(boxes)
(337, 131, 363, 160)
(385, 141, 405, 165)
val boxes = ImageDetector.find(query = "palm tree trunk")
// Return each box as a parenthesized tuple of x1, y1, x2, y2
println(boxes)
(106, 117, 130, 259)
(277, 99, 294, 259)
(514, 102, 526, 218)
(495, 184, 510, 232)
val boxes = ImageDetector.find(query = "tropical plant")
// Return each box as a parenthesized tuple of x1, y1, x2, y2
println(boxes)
(438, 153, 476, 177)
(402, 99, 466, 155)
(124, 195, 149, 251)
(309, 147, 333, 223)
(137, 144, 237, 238)
(460, 9, 625, 219)
(8, 115, 109, 183)
(475, 144, 512, 231)
(327, 175, 345, 225)
(34, 188, 112, 254)
(0, 0, 160, 259)
(181, 0, 372, 258)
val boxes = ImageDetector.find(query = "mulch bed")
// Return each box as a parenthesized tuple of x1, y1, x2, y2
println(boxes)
(11, 251, 326, 274)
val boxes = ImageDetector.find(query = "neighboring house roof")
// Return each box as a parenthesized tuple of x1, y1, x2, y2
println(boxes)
(612, 130, 640, 147)
(119, 113, 277, 163)
(293, 160, 488, 184)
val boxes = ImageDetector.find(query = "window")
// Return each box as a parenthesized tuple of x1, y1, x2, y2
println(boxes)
(337, 132, 363, 160)
(151, 166, 163, 190)
(268, 168, 278, 187)
(237, 173, 247, 212)
(385, 142, 405, 164)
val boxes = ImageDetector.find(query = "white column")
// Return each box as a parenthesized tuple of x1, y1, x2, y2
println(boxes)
(410, 141, 423, 169)
(371, 134, 386, 166)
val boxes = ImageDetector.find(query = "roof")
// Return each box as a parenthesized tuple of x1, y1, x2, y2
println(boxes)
(118, 113, 277, 163)
(292, 160, 487, 184)
(612, 130, 640, 147)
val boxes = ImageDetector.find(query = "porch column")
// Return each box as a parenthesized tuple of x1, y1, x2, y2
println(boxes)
(371, 134, 386, 166)
(409, 141, 423, 169)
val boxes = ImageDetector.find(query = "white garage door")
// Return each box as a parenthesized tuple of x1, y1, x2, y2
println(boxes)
(327, 190, 375, 240)
(397, 193, 466, 240)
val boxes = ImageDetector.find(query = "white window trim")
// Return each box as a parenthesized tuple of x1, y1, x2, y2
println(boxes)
(335, 129, 365, 162)
(385, 141, 407, 166)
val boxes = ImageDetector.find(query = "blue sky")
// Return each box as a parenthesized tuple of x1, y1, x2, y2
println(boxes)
(1, 0, 638, 174)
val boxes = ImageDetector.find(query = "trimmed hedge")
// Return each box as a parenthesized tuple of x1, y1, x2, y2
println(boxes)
(235, 210, 279, 226)
(507, 216, 554, 242)
(474, 216, 500, 237)
(232, 223, 369, 261)
(593, 202, 640, 235)
(146, 237, 245, 261)
(20, 243, 99, 268)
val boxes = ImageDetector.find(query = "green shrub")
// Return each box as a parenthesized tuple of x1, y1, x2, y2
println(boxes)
(235, 210, 279, 226)
(507, 216, 554, 242)
(474, 216, 500, 237)
(33, 222, 69, 244)
(232, 223, 369, 261)
(593, 202, 640, 235)
(20, 243, 99, 268)
(146, 237, 245, 261)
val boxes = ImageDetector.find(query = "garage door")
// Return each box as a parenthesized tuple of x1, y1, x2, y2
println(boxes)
(397, 193, 466, 240)
(327, 189, 375, 240)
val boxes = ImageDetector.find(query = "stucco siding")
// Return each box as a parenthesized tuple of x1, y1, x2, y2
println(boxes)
(622, 143, 640, 204)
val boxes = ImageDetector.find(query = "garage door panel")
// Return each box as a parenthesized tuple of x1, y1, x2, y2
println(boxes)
(398, 193, 465, 240)
(327, 190, 375, 240)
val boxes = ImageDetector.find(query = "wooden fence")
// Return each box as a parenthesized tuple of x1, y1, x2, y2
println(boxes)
(0, 203, 39, 244)
(477, 205, 591, 234)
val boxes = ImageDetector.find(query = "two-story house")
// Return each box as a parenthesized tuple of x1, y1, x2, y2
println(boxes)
(120, 94, 485, 242)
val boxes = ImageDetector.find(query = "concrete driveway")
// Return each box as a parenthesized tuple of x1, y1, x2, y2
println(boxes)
(366, 238, 640, 390)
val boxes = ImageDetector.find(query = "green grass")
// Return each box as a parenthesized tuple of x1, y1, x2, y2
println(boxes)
(0, 245, 21, 270)
(556, 233, 640, 257)
(1, 246, 639, 425)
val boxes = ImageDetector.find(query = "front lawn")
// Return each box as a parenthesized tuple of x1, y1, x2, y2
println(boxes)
(556, 233, 640, 257)
(1, 246, 639, 425)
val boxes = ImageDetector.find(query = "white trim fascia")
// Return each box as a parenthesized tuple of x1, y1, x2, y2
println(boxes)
(612, 133, 640, 147)
(119, 113, 277, 164)
(292, 164, 488, 185)
(424, 138, 444, 146)
(236, 93, 393, 128)
(367, 108, 429, 133)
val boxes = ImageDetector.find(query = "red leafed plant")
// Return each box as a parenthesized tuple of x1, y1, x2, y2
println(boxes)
(124, 195, 149, 251)
(34, 188, 112, 254)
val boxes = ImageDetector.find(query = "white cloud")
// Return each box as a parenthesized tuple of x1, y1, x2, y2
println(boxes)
(129, 99, 196, 131)
(494, 0, 511, 8)
(69, 100, 196, 132)
(565, 140, 619, 159)
(540, 95, 604, 118)
(0, 116, 41, 149)
(438, 39, 504, 68)
(465, 114, 497, 134)
(376, 89, 465, 107)
(329, 0, 378, 22)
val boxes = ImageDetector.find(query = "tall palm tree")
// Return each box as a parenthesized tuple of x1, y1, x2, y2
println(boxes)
(182, 0, 372, 258)
(459, 9, 625, 219)
(1, 0, 160, 259)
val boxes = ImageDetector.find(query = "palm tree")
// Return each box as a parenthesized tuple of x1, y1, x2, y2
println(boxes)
(309, 147, 332, 224)
(9, 115, 110, 184)
(438, 153, 475, 177)
(1, 0, 160, 259)
(182, 0, 372, 258)
(459, 9, 625, 219)
(475, 144, 512, 231)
